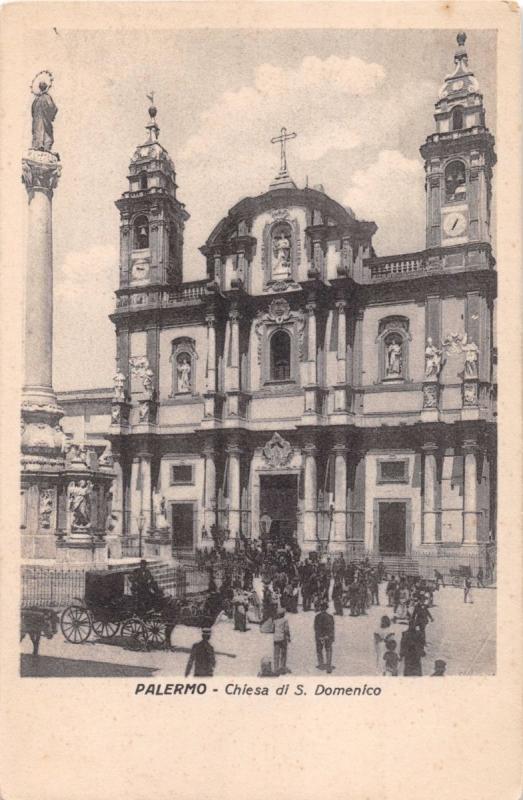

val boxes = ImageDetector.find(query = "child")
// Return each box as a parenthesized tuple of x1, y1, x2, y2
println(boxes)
(431, 659, 447, 676)
(383, 638, 399, 676)
(257, 656, 277, 677)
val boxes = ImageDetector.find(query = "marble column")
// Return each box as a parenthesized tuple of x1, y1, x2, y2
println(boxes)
(336, 300, 347, 383)
(333, 444, 347, 542)
(22, 151, 61, 407)
(129, 453, 152, 537)
(205, 314, 217, 393)
(306, 302, 317, 385)
(226, 443, 242, 541)
(229, 308, 240, 390)
(303, 442, 318, 543)
(203, 446, 217, 533)
(422, 442, 439, 544)
(463, 440, 480, 543)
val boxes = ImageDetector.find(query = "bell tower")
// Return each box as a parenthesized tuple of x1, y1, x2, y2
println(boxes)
(115, 96, 189, 289)
(420, 33, 496, 249)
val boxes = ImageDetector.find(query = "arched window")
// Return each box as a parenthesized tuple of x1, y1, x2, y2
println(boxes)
(134, 215, 149, 250)
(139, 172, 148, 190)
(451, 106, 464, 131)
(445, 160, 466, 202)
(270, 329, 291, 381)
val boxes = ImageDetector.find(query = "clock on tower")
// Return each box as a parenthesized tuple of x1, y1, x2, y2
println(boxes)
(420, 33, 496, 249)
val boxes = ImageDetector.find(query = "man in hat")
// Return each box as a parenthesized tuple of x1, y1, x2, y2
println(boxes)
(431, 659, 447, 676)
(273, 609, 291, 675)
(314, 601, 335, 673)
(185, 628, 216, 677)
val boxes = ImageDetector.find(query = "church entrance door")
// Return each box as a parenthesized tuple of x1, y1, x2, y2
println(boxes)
(259, 474, 298, 546)
(378, 502, 407, 555)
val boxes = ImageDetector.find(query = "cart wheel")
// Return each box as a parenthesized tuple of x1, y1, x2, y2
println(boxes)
(121, 617, 149, 650)
(61, 605, 92, 644)
(92, 619, 120, 639)
(144, 614, 168, 648)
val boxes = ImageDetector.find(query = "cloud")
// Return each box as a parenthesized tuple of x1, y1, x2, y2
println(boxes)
(344, 150, 426, 255)
(295, 123, 361, 161)
(54, 244, 117, 390)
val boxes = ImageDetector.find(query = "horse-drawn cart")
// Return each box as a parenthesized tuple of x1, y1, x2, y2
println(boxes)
(60, 569, 221, 650)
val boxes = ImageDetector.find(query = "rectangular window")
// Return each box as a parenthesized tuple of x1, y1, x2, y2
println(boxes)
(377, 459, 409, 484)
(170, 464, 194, 485)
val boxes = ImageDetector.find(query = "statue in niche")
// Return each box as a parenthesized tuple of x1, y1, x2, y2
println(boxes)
(425, 338, 443, 379)
(461, 334, 479, 378)
(385, 336, 402, 377)
(30, 72, 58, 152)
(272, 226, 292, 279)
(177, 355, 192, 393)
(69, 480, 93, 529)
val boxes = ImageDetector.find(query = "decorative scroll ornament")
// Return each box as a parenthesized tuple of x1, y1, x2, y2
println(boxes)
(22, 152, 61, 200)
(262, 432, 293, 468)
(254, 299, 305, 364)
(423, 383, 439, 409)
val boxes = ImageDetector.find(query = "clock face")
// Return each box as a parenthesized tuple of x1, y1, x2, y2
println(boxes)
(443, 211, 467, 237)
(131, 260, 149, 281)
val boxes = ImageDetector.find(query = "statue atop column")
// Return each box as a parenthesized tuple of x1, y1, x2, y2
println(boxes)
(30, 71, 58, 152)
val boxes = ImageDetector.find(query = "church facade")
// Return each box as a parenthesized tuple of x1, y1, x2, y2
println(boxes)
(99, 34, 496, 569)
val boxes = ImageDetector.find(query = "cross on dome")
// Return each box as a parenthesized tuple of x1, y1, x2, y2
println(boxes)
(271, 126, 297, 183)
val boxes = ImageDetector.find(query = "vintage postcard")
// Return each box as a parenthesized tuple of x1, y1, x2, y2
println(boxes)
(0, 2, 521, 799)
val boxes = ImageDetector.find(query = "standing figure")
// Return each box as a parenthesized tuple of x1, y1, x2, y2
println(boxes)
(69, 480, 93, 529)
(383, 638, 399, 676)
(461, 334, 479, 378)
(177, 356, 192, 393)
(273, 609, 291, 675)
(399, 621, 425, 676)
(31, 76, 58, 152)
(143, 368, 155, 400)
(185, 628, 216, 677)
(386, 337, 402, 376)
(425, 337, 442, 379)
(314, 601, 335, 673)
(463, 576, 474, 603)
(332, 579, 344, 616)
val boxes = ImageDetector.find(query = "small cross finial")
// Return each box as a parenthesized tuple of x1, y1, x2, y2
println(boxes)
(271, 126, 297, 179)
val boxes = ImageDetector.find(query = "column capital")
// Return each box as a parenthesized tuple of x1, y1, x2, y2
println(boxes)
(335, 299, 347, 313)
(303, 441, 317, 455)
(136, 451, 152, 460)
(202, 445, 216, 458)
(22, 151, 61, 201)
(205, 313, 216, 327)
(229, 308, 241, 323)
(225, 443, 242, 456)
(421, 441, 439, 454)
(332, 442, 348, 455)
(305, 302, 316, 316)
(462, 438, 479, 455)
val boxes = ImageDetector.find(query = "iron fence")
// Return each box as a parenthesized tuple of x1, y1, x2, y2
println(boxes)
(21, 566, 86, 608)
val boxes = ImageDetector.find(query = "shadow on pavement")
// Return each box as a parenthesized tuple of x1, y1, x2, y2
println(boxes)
(21, 654, 159, 678)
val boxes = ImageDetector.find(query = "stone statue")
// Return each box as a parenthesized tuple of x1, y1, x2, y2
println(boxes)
(31, 73, 58, 152)
(386, 337, 402, 376)
(69, 480, 93, 529)
(272, 231, 291, 277)
(177, 356, 191, 393)
(113, 371, 126, 402)
(461, 334, 479, 378)
(425, 337, 442, 379)
(143, 367, 155, 399)
(153, 490, 169, 530)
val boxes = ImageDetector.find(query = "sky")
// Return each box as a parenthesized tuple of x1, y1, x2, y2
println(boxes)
(15, 28, 496, 390)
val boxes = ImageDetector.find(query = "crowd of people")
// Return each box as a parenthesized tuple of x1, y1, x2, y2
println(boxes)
(182, 539, 457, 678)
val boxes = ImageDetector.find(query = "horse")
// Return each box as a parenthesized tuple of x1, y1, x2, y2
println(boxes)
(21, 607, 59, 655)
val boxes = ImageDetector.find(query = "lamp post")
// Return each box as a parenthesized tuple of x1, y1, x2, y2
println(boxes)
(137, 511, 146, 558)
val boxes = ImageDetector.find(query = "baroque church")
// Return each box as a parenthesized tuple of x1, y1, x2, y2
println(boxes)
(55, 33, 496, 570)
